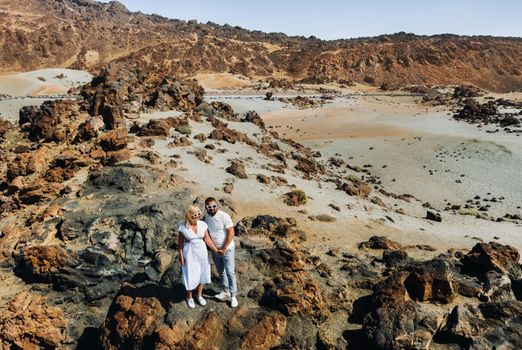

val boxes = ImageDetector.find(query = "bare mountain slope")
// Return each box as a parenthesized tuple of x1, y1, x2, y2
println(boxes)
(1, 0, 522, 91)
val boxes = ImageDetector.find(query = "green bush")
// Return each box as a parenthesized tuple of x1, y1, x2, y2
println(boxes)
(176, 126, 192, 135)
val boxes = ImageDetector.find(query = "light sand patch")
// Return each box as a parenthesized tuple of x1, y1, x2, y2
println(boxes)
(84, 50, 100, 65)
(194, 73, 253, 90)
(263, 98, 416, 141)
(0, 68, 91, 97)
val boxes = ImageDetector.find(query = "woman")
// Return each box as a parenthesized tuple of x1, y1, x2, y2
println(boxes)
(178, 205, 219, 308)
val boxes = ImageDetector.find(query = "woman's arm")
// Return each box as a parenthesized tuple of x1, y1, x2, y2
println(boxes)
(178, 231, 185, 266)
(203, 229, 219, 253)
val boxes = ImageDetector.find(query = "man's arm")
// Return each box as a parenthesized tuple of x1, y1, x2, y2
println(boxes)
(222, 227, 234, 251)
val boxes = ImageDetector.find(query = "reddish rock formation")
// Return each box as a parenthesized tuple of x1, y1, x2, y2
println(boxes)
(0, 292, 68, 349)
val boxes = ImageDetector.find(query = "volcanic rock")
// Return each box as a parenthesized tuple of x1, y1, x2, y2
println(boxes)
(0, 292, 68, 349)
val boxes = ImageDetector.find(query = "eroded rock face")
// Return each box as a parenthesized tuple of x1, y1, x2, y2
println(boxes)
(0, 292, 68, 349)
(99, 283, 289, 350)
(80, 68, 125, 130)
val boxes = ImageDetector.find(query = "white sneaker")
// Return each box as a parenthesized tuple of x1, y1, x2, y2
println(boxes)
(230, 296, 238, 308)
(215, 290, 231, 301)
(197, 296, 207, 306)
(186, 298, 195, 308)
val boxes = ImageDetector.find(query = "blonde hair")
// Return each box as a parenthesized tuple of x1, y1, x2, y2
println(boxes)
(185, 205, 202, 226)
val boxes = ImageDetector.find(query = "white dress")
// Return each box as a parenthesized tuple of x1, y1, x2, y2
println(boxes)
(178, 220, 211, 291)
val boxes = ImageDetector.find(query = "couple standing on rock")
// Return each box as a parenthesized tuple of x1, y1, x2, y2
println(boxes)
(177, 197, 238, 309)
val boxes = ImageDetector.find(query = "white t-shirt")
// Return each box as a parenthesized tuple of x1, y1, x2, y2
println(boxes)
(204, 210, 234, 250)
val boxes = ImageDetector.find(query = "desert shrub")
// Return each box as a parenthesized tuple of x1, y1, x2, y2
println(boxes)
(284, 189, 307, 206)
(176, 126, 192, 135)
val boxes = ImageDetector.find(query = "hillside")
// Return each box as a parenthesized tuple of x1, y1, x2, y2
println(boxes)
(1, 0, 522, 91)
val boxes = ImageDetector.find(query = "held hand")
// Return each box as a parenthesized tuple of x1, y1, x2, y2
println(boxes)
(217, 249, 225, 256)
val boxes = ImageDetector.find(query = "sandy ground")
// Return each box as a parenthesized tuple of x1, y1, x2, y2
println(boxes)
(125, 95, 522, 256)
(220, 95, 522, 218)
(193, 73, 254, 91)
(0, 68, 92, 97)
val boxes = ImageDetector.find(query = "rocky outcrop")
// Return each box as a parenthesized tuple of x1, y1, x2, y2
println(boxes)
(242, 110, 265, 129)
(80, 68, 125, 130)
(0, 292, 68, 349)
(440, 302, 522, 349)
(337, 179, 372, 197)
(135, 117, 189, 137)
(454, 98, 521, 127)
(462, 242, 522, 280)
(0, 117, 11, 138)
(357, 241, 522, 349)
(146, 77, 204, 112)
(209, 126, 253, 145)
(19, 100, 80, 142)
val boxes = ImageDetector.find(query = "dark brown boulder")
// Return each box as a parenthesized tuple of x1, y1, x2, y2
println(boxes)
(146, 77, 204, 112)
(295, 157, 325, 179)
(404, 259, 455, 303)
(236, 215, 307, 245)
(136, 117, 187, 137)
(80, 69, 125, 130)
(14, 245, 70, 283)
(76, 115, 105, 141)
(100, 284, 166, 350)
(337, 180, 371, 198)
(363, 272, 444, 349)
(226, 161, 248, 179)
(358, 236, 403, 250)
(209, 127, 251, 144)
(426, 211, 442, 222)
(461, 242, 522, 280)
(363, 300, 444, 350)
(19, 100, 78, 142)
(242, 110, 265, 129)
(441, 302, 522, 349)
(99, 128, 128, 152)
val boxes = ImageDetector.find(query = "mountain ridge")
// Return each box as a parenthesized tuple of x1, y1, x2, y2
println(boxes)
(1, 0, 522, 91)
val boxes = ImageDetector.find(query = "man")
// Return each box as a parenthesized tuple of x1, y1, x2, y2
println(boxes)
(204, 197, 238, 308)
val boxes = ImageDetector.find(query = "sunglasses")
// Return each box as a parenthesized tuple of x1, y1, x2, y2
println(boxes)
(191, 212, 201, 218)
(205, 205, 217, 210)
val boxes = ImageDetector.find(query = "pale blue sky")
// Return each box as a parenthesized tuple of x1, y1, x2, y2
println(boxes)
(101, 0, 522, 40)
